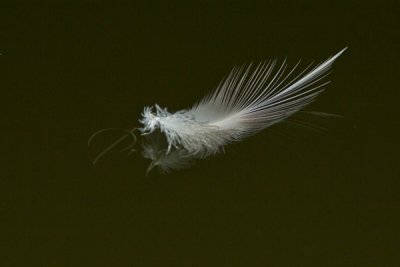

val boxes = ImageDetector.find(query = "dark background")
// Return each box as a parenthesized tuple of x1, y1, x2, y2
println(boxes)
(1, 1, 399, 266)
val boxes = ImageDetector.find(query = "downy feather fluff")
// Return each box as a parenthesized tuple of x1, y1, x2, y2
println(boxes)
(139, 48, 347, 163)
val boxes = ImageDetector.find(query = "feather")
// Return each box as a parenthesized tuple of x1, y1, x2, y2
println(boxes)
(139, 48, 347, 158)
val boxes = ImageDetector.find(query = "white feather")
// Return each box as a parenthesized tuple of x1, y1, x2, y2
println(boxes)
(139, 48, 347, 157)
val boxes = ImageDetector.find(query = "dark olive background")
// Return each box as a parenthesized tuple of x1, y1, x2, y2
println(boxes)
(1, 1, 399, 266)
